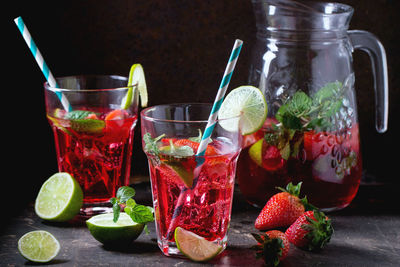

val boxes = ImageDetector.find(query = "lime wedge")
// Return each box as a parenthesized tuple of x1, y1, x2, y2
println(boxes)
(174, 227, 223, 262)
(164, 161, 194, 188)
(35, 172, 83, 222)
(218, 86, 267, 135)
(123, 63, 148, 109)
(249, 139, 263, 167)
(18, 230, 60, 263)
(86, 212, 144, 246)
(70, 119, 105, 134)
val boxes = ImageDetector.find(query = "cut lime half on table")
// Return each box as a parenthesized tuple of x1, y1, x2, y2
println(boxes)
(174, 227, 223, 262)
(35, 172, 83, 222)
(86, 212, 145, 246)
(218, 85, 267, 135)
(122, 63, 148, 109)
(18, 230, 60, 263)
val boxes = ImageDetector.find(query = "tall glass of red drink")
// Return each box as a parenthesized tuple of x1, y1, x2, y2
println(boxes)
(44, 75, 139, 217)
(141, 103, 242, 257)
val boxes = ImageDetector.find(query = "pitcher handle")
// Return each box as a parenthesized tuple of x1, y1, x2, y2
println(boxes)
(348, 30, 389, 133)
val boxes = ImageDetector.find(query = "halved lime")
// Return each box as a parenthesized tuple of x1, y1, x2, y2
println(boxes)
(249, 139, 264, 167)
(18, 230, 60, 263)
(86, 212, 144, 246)
(122, 63, 148, 109)
(218, 86, 267, 135)
(35, 172, 83, 222)
(174, 227, 223, 262)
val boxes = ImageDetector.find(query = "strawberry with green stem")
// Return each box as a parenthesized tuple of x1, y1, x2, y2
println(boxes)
(255, 182, 315, 230)
(251, 230, 290, 266)
(285, 210, 333, 251)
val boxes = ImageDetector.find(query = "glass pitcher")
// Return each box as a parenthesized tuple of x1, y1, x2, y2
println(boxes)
(237, 0, 388, 211)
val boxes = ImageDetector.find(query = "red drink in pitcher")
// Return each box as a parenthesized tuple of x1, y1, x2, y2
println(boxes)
(47, 108, 137, 205)
(237, 119, 362, 211)
(237, 83, 364, 211)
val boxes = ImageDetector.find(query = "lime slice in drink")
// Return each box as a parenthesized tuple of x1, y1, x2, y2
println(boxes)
(35, 172, 83, 222)
(18, 230, 60, 263)
(122, 63, 148, 109)
(86, 212, 144, 246)
(249, 139, 263, 167)
(218, 86, 267, 135)
(71, 119, 105, 134)
(174, 227, 223, 262)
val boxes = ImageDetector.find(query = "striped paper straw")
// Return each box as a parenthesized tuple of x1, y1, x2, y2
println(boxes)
(196, 39, 243, 157)
(14, 16, 72, 112)
(166, 39, 243, 239)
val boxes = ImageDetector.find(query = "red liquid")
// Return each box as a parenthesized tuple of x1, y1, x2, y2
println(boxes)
(237, 124, 362, 211)
(48, 108, 137, 204)
(146, 139, 239, 244)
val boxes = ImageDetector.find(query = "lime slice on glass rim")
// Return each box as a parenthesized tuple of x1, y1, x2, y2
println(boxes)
(86, 212, 144, 246)
(174, 227, 223, 262)
(218, 86, 267, 135)
(18, 230, 60, 263)
(35, 172, 83, 222)
(122, 63, 148, 109)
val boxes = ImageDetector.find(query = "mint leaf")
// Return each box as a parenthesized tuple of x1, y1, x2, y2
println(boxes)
(143, 133, 165, 155)
(280, 113, 302, 130)
(313, 81, 342, 104)
(160, 140, 194, 157)
(110, 198, 121, 223)
(116, 186, 136, 203)
(66, 110, 95, 120)
(127, 204, 154, 224)
(287, 91, 312, 117)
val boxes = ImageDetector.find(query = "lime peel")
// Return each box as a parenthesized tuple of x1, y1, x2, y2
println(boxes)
(174, 227, 223, 262)
(86, 212, 144, 246)
(123, 63, 148, 109)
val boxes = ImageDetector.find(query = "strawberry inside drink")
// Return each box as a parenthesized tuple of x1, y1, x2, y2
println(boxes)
(47, 108, 137, 205)
(144, 135, 239, 254)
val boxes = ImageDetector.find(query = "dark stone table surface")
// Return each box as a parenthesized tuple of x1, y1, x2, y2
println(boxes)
(1, 182, 399, 267)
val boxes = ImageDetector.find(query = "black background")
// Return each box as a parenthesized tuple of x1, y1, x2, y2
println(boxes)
(5, 0, 399, 216)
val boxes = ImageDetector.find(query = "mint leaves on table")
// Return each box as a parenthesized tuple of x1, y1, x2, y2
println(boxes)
(267, 81, 344, 160)
(110, 186, 154, 234)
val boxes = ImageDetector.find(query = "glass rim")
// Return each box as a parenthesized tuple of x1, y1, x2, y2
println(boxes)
(141, 103, 241, 123)
(253, 0, 354, 16)
(44, 74, 137, 93)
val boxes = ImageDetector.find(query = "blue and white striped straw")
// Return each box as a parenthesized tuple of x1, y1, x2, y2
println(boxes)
(14, 16, 72, 112)
(166, 40, 243, 239)
(196, 39, 243, 157)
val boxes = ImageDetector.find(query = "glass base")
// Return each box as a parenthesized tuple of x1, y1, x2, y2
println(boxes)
(247, 200, 351, 213)
(79, 202, 113, 219)
(158, 234, 228, 257)
(320, 202, 350, 213)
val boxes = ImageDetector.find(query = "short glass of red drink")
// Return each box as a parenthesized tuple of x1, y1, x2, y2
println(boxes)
(141, 103, 242, 257)
(44, 75, 139, 217)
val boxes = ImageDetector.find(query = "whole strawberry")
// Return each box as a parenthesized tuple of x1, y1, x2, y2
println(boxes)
(251, 230, 290, 266)
(255, 182, 310, 230)
(285, 210, 333, 251)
